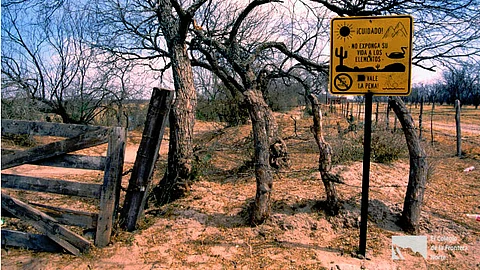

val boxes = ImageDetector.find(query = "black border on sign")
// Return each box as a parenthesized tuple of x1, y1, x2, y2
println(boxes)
(329, 15, 413, 96)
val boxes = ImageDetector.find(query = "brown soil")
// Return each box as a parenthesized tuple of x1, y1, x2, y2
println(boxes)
(1, 104, 479, 270)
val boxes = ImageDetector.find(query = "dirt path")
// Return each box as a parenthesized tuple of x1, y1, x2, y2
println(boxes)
(432, 121, 480, 135)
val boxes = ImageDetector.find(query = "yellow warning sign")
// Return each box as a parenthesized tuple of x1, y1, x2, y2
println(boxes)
(330, 15, 413, 96)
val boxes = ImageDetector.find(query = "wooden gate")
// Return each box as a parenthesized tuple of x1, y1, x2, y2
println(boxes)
(1, 120, 126, 255)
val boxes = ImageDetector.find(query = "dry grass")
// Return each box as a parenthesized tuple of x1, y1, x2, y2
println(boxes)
(1, 104, 479, 269)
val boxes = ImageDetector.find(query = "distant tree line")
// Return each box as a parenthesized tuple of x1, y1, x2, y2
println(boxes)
(405, 63, 480, 108)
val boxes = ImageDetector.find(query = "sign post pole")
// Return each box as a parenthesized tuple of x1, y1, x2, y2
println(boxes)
(359, 91, 373, 257)
(329, 15, 413, 258)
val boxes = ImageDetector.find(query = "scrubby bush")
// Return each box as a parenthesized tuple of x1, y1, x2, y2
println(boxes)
(265, 80, 305, 112)
(330, 130, 407, 165)
(1, 98, 44, 121)
(196, 92, 249, 127)
(331, 134, 364, 165)
(371, 130, 407, 163)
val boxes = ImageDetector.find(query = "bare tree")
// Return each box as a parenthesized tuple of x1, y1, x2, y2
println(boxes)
(190, 0, 328, 224)
(93, 0, 207, 206)
(309, 94, 341, 215)
(308, 0, 479, 234)
(1, 0, 131, 124)
(439, 63, 480, 106)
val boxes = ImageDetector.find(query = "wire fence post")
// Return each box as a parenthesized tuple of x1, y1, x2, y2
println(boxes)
(455, 99, 462, 157)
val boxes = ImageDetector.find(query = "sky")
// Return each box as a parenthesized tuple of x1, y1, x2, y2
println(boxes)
(411, 66, 441, 85)
(2, 0, 472, 98)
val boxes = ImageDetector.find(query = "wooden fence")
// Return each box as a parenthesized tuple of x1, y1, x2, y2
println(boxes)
(1, 120, 126, 255)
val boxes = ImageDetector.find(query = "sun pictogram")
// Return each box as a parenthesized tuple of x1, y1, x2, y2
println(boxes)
(335, 23, 354, 41)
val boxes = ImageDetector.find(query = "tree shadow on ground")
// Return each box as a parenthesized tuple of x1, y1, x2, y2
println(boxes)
(270, 197, 404, 232)
(146, 195, 404, 233)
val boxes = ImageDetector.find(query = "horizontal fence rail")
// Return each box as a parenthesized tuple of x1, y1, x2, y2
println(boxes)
(1, 120, 126, 255)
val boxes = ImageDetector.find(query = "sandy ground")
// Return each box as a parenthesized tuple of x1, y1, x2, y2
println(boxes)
(1, 105, 479, 269)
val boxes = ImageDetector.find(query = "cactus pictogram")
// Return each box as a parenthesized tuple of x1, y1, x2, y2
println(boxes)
(335, 46, 348, 66)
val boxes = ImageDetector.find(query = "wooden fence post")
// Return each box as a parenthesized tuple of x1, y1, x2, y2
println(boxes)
(120, 88, 173, 231)
(419, 96, 424, 139)
(357, 101, 361, 123)
(430, 100, 435, 145)
(95, 126, 126, 247)
(455, 99, 462, 157)
(346, 102, 350, 119)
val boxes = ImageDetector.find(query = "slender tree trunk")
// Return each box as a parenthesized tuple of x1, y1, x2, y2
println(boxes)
(255, 71, 289, 170)
(389, 97, 428, 234)
(309, 94, 340, 215)
(154, 44, 196, 205)
(244, 89, 273, 225)
(394, 114, 398, 132)
(386, 102, 391, 130)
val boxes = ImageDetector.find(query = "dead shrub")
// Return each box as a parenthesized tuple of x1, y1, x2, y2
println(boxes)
(371, 130, 407, 164)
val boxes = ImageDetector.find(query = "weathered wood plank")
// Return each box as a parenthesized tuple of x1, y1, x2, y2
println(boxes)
(0, 153, 104, 170)
(121, 88, 172, 231)
(1, 174, 102, 199)
(31, 154, 106, 171)
(95, 127, 126, 247)
(1, 128, 110, 170)
(1, 119, 104, 138)
(1, 193, 92, 255)
(29, 203, 98, 229)
(1, 229, 65, 253)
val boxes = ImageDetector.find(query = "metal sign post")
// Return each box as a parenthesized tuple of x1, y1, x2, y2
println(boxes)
(359, 91, 373, 257)
(329, 15, 413, 258)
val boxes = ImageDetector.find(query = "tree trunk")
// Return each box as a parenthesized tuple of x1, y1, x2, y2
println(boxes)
(267, 110, 289, 169)
(244, 89, 274, 225)
(394, 114, 398, 132)
(455, 99, 462, 157)
(308, 94, 340, 215)
(389, 97, 428, 234)
(256, 71, 289, 169)
(154, 44, 196, 205)
(386, 102, 391, 130)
